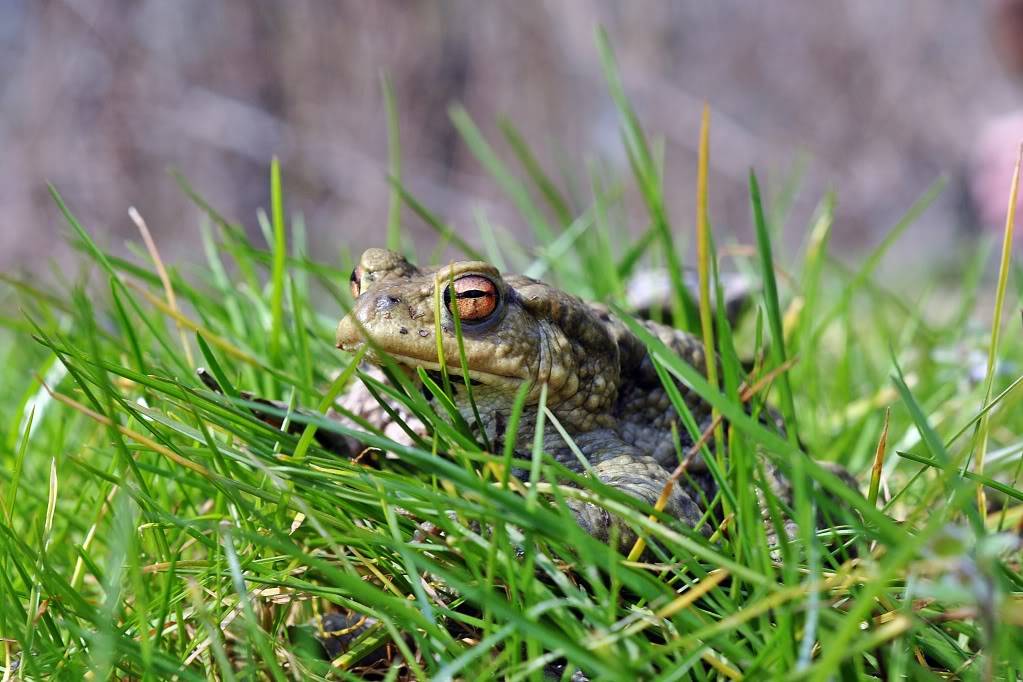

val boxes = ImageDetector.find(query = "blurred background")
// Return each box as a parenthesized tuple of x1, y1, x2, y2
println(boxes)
(3, 0, 1023, 276)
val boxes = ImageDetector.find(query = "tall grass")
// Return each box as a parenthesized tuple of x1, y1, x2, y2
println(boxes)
(2, 32, 1022, 680)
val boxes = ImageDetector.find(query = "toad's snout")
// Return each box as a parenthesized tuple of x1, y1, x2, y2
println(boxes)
(335, 315, 357, 349)
(335, 291, 407, 349)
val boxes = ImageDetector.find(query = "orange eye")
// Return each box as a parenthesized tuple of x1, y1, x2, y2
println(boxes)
(445, 275, 499, 322)
(349, 266, 363, 298)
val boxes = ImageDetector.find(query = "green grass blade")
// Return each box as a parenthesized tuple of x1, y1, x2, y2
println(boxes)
(268, 158, 287, 364)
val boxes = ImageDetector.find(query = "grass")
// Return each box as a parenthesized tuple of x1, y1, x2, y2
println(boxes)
(3, 31, 1023, 680)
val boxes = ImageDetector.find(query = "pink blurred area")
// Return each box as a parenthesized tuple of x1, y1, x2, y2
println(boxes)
(970, 113, 1023, 232)
(1, 1, 1022, 274)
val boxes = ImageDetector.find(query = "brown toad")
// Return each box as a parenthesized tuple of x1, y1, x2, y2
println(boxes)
(334, 248, 752, 545)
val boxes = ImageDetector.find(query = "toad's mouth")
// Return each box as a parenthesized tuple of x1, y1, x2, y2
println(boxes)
(339, 341, 527, 388)
(421, 367, 484, 387)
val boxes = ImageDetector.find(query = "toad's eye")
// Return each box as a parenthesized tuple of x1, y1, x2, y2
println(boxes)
(444, 275, 499, 322)
(349, 266, 363, 298)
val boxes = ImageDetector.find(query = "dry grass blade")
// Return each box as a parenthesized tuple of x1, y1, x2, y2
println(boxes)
(701, 652, 743, 680)
(868, 406, 891, 506)
(43, 383, 212, 477)
(654, 568, 730, 620)
(126, 280, 265, 368)
(590, 568, 730, 647)
(695, 104, 719, 436)
(129, 207, 195, 368)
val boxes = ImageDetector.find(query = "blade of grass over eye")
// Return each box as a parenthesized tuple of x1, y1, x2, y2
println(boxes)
(750, 170, 798, 444)
(447, 270, 490, 451)
(432, 275, 455, 400)
(268, 157, 287, 364)
(381, 72, 404, 254)
(972, 144, 1021, 521)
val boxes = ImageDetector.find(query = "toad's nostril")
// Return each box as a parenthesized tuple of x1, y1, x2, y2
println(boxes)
(375, 294, 401, 312)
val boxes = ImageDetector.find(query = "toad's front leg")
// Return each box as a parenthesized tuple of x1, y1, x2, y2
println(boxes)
(559, 434, 710, 550)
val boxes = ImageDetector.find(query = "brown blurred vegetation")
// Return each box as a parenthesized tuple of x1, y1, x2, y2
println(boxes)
(1, 1, 1020, 275)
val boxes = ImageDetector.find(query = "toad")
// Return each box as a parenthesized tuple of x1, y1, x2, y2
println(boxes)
(334, 248, 789, 546)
